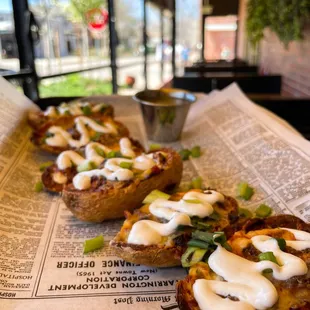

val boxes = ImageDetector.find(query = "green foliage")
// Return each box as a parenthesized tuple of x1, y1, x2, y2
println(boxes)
(39, 74, 111, 98)
(246, 0, 310, 48)
(67, 0, 106, 23)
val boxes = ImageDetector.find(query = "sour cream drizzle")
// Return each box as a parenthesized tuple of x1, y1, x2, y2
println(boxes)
(120, 137, 136, 158)
(44, 102, 107, 117)
(194, 230, 310, 310)
(281, 228, 310, 251)
(45, 116, 117, 148)
(149, 190, 224, 221)
(127, 214, 192, 245)
(53, 138, 136, 184)
(72, 153, 156, 190)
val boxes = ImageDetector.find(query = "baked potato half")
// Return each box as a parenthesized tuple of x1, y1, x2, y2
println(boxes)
(62, 148, 183, 222)
(109, 190, 239, 267)
(31, 114, 129, 154)
(177, 215, 310, 310)
(41, 138, 144, 193)
(28, 100, 113, 132)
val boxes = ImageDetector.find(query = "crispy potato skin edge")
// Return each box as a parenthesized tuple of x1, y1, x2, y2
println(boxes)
(109, 242, 183, 267)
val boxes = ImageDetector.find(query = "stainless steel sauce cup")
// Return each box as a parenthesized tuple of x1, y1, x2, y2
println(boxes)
(134, 89, 196, 142)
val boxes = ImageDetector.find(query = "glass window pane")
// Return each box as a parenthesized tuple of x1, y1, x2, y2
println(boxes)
(205, 15, 238, 61)
(115, 0, 143, 94)
(0, 0, 20, 73)
(29, 0, 111, 96)
(176, 0, 201, 66)
(39, 71, 112, 98)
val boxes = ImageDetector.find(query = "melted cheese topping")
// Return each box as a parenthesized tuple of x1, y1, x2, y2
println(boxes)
(45, 116, 117, 148)
(127, 213, 192, 245)
(44, 102, 107, 117)
(194, 230, 310, 310)
(149, 190, 224, 221)
(52, 172, 68, 184)
(72, 153, 156, 190)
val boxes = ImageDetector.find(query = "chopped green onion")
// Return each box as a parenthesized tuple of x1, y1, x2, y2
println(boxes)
(191, 176, 203, 189)
(237, 182, 254, 200)
(191, 146, 201, 158)
(83, 235, 104, 254)
(142, 190, 170, 204)
(39, 161, 54, 171)
(149, 144, 161, 151)
(34, 181, 43, 192)
(192, 231, 214, 243)
(119, 161, 133, 169)
(258, 251, 279, 265)
(107, 151, 116, 158)
(92, 132, 102, 141)
(181, 247, 207, 268)
(190, 248, 207, 265)
(183, 199, 201, 204)
(191, 217, 213, 231)
(191, 231, 230, 250)
(195, 222, 212, 231)
(94, 146, 106, 157)
(213, 232, 232, 251)
(82, 105, 92, 116)
(179, 149, 191, 161)
(255, 204, 272, 218)
(181, 247, 196, 267)
(107, 151, 123, 158)
(188, 239, 210, 249)
(223, 242, 232, 251)
(77, 161, 97, 173)
(275, 238, 286, 251)
(238, 207, 253, 218)
(64, 110, 71, 116)
(208, 211, 221, 221)
(212, 232, 227, 244)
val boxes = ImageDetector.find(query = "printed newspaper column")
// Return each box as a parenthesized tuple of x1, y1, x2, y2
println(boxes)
(34, 201, 186, 298)
(0, 78, 60, 299)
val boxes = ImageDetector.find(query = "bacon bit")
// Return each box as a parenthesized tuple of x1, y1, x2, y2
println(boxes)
(124, 210, 132, 219)
(151, 165, 161, 175)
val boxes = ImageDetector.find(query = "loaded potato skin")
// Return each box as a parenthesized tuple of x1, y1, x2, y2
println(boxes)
(176, 215, 310, 310)
(62, 148, 183, 222)
(110, 190, 239, 267)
